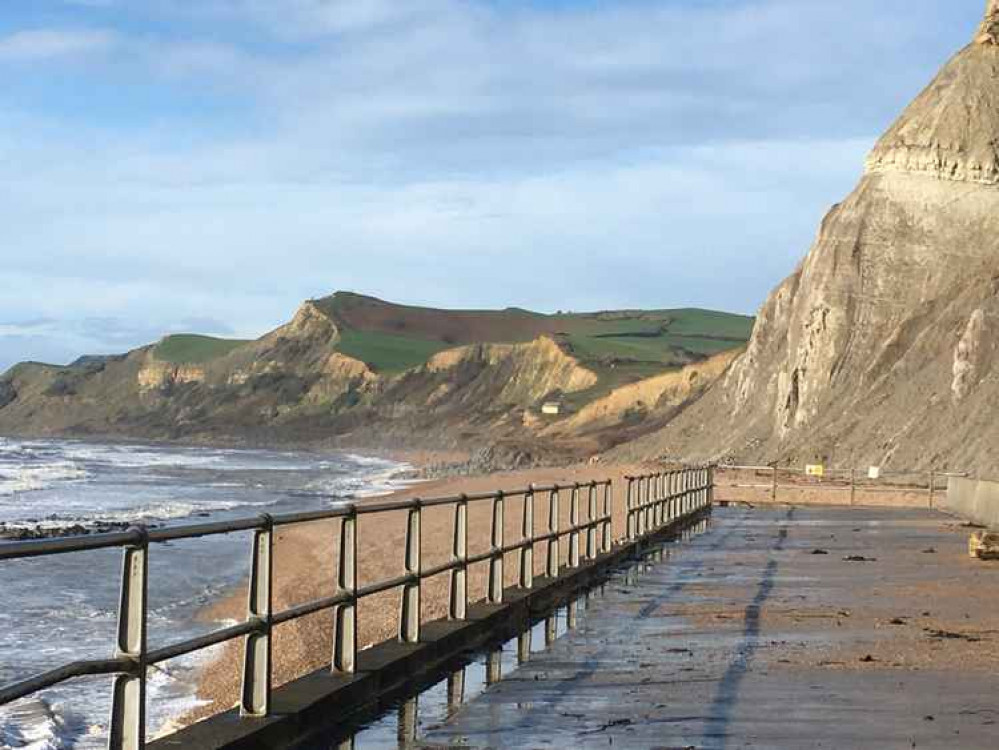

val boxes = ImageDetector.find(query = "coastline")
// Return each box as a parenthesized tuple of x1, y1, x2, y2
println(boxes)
(181, 460, 649, 727)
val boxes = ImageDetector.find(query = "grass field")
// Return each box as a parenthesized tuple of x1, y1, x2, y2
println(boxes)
(152, 334, 250, 364)
(335, 329, 454, 374)
(317, 293, 753, 382)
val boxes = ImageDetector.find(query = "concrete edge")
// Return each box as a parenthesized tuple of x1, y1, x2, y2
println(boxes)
(943, 476, 999, 530)
(150, 509, 711, 750)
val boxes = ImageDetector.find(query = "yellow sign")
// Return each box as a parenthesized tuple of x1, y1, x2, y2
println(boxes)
(805, 464, 825, 478)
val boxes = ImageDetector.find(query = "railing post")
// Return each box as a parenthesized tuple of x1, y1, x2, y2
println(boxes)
(666, 471, 675, 522)
(658, 473, 664, 519)
(929, 470, 936, 508)
(601, 481, 612, 552)
(569, 484, 581, 568)
(567, 599, 578, 630)
(400, 501, 422, 643)
(772, 464, 778, 502)
(636, 476, 645, 537)
(648, 474, 656, 529)
(520, 486, 535, 589)
(676, 469, 687, 518)
(626, 478, 636, 541)
(334, 508, 357, 674)
(447, 668, 465, 711)
(488, 492, 505, 603)
(586, 482, 598, 559)
(636, 477, 642, 537)
(240, 515, 273, 718)
(518, 629, 532, 664)
(449, 496, 468, 620)
(647, 474, 655, 529)
(642, 474, 652, 536)
(486, 649, 502, 685)
(546, 487, 560, 578)
(850, 468, 857, 506)
(708, 465, 715, 507)
(662, 472, 669, 522)
(109, 527, 148, 750)
(398, 697, 418, 744)
(657, 473, 665, 527)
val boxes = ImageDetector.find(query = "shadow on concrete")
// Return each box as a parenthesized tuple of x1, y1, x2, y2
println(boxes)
(703, 506, 793, 747)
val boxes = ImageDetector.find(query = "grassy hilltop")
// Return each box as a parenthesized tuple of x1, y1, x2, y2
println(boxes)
(147, 292, 753, 388)
(311, 292, 753, 384)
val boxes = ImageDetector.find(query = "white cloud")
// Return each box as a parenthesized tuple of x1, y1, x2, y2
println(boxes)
(0, 0, 984, 371)
(0, 29, 116, 62)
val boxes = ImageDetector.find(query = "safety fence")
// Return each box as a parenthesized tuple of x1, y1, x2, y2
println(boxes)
(713, 464, 967, 508)
(0, 467, 713, 750)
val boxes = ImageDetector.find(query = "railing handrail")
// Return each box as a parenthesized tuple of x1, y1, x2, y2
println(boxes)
(0, 471, 717, 750)
(717, 463, 968, 478)
(0, 481, 612, 561)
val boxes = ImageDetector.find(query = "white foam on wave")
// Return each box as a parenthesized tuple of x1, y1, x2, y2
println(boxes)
(0, 496, 283, 532)
(0, 463, 90, 497)
(309, 460, 420, 499)
(60, 443, 318, 472)
(0, 698, 70, 750)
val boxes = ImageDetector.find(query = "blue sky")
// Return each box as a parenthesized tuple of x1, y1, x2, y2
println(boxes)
(0, 0, 985, 370)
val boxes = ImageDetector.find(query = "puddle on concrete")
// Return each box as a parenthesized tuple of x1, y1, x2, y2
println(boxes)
(295, 516, 712, 750)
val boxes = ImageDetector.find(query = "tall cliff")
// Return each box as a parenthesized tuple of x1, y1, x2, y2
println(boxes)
(619, 2, 999, 473)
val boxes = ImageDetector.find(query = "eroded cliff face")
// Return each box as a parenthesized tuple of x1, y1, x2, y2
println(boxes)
(0, 314, 616, 454)
(552, 350, 738, 436)
(422, 337, 597, 406)
(137, 360, 206, 392)
(618, 7, 999, 473)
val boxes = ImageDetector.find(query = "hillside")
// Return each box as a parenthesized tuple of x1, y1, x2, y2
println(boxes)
(0, 293, 751, 463)
(615, 2, 999, 475)
(316, 292, 751, 382)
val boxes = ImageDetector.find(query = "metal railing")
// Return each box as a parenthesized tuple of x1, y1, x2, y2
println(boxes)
(0, 467, 713, 750)
(716, 464, 967, 507)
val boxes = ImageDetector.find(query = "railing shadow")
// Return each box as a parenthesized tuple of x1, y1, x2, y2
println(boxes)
(702, 506, 792, 747)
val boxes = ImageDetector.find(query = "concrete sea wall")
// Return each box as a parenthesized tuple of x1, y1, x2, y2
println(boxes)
(944, 476, 999, 529)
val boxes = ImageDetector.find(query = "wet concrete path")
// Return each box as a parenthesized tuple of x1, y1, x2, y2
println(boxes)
(416, 505, 999, 749)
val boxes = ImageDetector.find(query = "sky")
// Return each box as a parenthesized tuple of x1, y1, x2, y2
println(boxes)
(0, 0, 986, 371)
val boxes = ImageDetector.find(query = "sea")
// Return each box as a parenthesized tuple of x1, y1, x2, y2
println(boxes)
(0, 437, 413, 749)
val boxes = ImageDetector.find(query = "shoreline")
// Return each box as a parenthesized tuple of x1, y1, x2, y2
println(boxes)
(181, 460, 649, 727)
(0, 430, 478, 469)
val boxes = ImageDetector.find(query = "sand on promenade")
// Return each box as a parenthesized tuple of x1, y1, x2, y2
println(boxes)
(183, 461, 653, 725)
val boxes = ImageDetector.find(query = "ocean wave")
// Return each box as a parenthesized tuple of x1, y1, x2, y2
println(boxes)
(0, 698, 71, 750)
(0, 497, 282, 532)
(0, 463, 90, 497)
(59, 443, 323, 472)
(304, 462, 419, 499)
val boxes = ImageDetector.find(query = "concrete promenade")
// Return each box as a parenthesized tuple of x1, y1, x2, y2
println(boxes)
(414, 505, 999, 749)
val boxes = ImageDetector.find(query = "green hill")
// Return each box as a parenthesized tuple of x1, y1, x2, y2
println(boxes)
(152, 334, 251, 364)
(315, 292, 754, 380)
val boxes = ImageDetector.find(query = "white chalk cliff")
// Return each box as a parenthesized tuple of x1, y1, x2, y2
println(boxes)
(622, 1, 999, 472)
